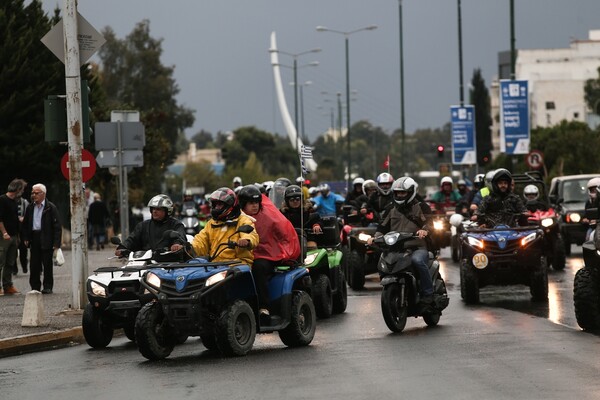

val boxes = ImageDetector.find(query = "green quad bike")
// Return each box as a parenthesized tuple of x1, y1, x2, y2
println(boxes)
(300, 216, 347, 318)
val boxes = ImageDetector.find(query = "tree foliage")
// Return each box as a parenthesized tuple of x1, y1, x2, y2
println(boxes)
(584, 66, 600, 114)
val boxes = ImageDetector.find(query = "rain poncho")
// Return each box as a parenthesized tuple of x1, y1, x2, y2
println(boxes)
(252, 194, 300, 262)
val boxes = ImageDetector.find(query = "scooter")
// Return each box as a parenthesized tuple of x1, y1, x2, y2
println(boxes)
(371, 231, 449, 333)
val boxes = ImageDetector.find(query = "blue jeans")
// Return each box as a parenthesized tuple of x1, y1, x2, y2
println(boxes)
(411, 249, 433, 296)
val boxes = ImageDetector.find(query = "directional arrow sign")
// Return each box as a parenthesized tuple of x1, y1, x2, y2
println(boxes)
(96, 150, 144, 168)
(94, 122, 145, 150)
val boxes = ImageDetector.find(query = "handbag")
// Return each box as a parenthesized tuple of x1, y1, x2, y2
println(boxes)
(53, 248, 65, 266)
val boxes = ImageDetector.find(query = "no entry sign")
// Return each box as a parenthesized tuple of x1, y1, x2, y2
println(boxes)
(61, 149, 97, 182)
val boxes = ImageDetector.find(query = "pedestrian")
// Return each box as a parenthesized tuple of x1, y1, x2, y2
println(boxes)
(22, 183, 62, 294)
(12, 194, 29, 274)
(0, 178, 27, 295)
(88, 193, 110, 250)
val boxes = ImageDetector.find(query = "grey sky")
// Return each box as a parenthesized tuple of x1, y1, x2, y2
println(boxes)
(41, 1, 600, 141)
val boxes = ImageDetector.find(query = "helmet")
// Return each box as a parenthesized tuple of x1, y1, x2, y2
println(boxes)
(238, 185, 262, 209)
(284, 185, 303, 201)
(147, 194, 174, 216)
(362, 179, 378, 195)
(391, 177, 418, 206)
(352, 177, 365, 187)
(440, 176, 453, 187)
(523, 184, 540, 201)
(295, 176, 304, 184)
(457, 179, 467, 186)
(308, 187, 319, 196)
(275, 177, 292, 187)
(263, 180, 274, 193)
(209, 187, 238, 221)
(376, 172, 395, 195)
(233, 176, 242, 185)
(587, 177, 600, 198)
(473, 174, 485, 189)
(484, 170, 496, 190)
(491, 168, 512, 194)
(320, 183, 331, 196)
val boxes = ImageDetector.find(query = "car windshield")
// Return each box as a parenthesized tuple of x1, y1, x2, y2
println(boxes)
(561, 179, 589, 203)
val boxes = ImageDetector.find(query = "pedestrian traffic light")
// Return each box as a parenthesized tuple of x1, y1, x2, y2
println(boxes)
(437, 145, 445, 158)
(44, 78, 91, 143)
(81, 79, 92, 144)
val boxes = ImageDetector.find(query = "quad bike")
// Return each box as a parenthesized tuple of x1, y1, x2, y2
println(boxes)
(527, 207, 566, 270)
(134, 225, 316, 360)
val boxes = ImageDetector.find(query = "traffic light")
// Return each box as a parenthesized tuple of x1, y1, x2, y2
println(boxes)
(81, 79, 92, 143)
(437, 144, 445, 158)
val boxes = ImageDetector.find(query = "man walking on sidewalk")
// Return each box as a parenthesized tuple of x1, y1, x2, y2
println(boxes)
(0, 178, 27, 295)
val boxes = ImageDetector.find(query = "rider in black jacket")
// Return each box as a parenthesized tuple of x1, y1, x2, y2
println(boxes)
(115, 194, 186, 256)
(474, 169, 527, 227)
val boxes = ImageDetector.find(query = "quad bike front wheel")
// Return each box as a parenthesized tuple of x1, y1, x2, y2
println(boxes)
(332, 267, 348, 314)
(135, 302, 175, 360)
(460, 260, 480, 304)
(82, 303, 114, 348)
(216, 300, 256, 357)
(530, 257, 549, 302)
(279, 291, 316, 347)
(574, 267, 600, 331)
(313, 274, 333, 318)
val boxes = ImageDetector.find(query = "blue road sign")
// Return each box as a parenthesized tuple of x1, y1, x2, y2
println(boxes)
(450, 105, 476, 165)
(500, 79, 530, 155)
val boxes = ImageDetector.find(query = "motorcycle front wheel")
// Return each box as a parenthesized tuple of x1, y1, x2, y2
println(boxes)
(381, 283, 408, 333)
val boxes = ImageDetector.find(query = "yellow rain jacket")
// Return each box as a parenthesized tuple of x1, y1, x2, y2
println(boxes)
(191, 213, 259, 266)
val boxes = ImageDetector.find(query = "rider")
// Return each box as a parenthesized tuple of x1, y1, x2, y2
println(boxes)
(430, 176, 462, 213)
(280, 185, 322, 247)
(368, 177, 434, 307)
(522, 184, 549, 212)
(190, 187, 258, 266)
(583, 177, 600, 241)
(368, 172, 395, 218)
(344, 177, 365, 205)
(115, 194, 187, 257)
(239, 185, 300, 317)
(474, 169, 527, 227)
(312, 183, 345, 217)
(471, 170, 495, 209)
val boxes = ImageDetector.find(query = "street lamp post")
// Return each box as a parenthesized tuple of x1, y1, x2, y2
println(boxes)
(398, 0, 406, 173)
(317, 25, 377, 188)
(269, 47, 321, 150)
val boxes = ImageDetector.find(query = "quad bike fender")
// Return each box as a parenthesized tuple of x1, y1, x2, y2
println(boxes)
(268, 267, 311, 301)
(326, 249, 343, 269)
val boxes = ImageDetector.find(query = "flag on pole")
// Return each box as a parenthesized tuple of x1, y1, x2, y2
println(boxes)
(301, 158, 309, 175)
(300, 145, 313, 160)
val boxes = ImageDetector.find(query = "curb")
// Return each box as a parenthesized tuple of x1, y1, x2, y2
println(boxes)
(0, 327, 85, 358)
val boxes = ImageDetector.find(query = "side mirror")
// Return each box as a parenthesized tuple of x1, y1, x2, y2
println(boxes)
(237, 225, 254, 234)
(110, 236, 121, 245)
(449, 213, 464, 227)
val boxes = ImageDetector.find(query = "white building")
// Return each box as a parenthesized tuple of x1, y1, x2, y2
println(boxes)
(491, 29, 600, 153)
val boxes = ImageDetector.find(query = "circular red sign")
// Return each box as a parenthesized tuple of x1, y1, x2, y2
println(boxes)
(525, 150, 544, 170)
(61, 149, 97, 182)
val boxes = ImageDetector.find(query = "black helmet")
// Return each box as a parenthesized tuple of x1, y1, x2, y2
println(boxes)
(491, 168, 512, 194)
(237, 185, 262, 208)
(284, 185, 303, 203)
(209, 187, 238, 221)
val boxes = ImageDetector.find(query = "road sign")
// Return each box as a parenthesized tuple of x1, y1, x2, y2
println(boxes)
(500, 79, 530, 155)
(40, 12, 105, 65)
(96, 150, 144, 168)
(526, 150, 544, 170)
(450, 105, 477, 165)
(61, 149, 96, 182)
(94, 122, 145, 150)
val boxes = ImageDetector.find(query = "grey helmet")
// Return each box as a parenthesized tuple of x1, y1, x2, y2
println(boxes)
(391, 177, 418, 206)
(147, 194, 174, 216)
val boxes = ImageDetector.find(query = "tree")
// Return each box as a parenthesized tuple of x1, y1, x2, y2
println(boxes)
(97, 21, 194, 197)
(182, 161, 219, 191)
(584, 66, 600, 114)
(470, 69, 493, 166)
(190, 130, 215, 149)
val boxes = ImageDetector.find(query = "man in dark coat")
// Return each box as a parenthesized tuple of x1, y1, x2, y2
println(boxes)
(22, 183, 62, 294)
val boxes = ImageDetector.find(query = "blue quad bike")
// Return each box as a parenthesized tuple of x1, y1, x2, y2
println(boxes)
(134, 225, 317, 360)
(452, 213, 548, 304)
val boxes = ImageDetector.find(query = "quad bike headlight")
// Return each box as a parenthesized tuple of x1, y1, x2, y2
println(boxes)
(467, 236, 484, 249)
(433, 220, 445, 230)
(206, 271, 227, 286)
(567, 212, 581, 223)
(357, 233, 372, 242)
(520, 232, 538, 247)
(304, 253, 318, 265)
(90, 281, 107, 297)
(146, 272, 162, 289)
(541, 218, 554, 228)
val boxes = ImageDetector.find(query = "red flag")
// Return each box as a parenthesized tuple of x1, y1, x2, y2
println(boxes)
(383, 155, 390, 169)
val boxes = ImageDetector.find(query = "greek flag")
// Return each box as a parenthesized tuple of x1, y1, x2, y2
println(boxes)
(300, 145, 313, 160)
(301, 158, 309, 175)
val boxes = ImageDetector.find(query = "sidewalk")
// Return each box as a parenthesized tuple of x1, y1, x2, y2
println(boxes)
(0, 246, 121, 357)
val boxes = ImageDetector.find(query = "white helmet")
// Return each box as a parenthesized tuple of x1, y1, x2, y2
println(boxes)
(376, 172, 394, 195)
(523, 184, 540, 201)
(352, 177, 365, 186)
(362, 179, 378, 195)
(440, 176, 453, 187)
(233, 176, 243, 185)
(391, 177, 418, 206)
(587, 177, 600, 198)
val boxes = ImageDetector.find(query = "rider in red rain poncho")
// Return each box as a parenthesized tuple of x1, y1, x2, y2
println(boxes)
(238, 185, 300, 317)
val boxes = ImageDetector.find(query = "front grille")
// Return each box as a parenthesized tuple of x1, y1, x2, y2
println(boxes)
(160, 278, 206, 297)
(484, 240, 519, 255)
(108, 280, 141, 301)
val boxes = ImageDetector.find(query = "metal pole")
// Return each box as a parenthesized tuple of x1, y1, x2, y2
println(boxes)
(399, 0, 406, 173)
(117, 121, 129, 239)
(345, 36, 351, 190)
(458, 0, 464, 105)
(300, 84, 306, 143)
(337, 93, 343, 177)
(510, 0, 516, 80)
(293, 58, 299, 150)
(63, 0, 87, 309)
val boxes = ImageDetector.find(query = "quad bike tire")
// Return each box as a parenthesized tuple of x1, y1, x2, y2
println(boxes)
(200, 332, 218, 351)
(216, 300, 256, 357)
(82, 303, 114, 348)
(460, 260, 480, 304)
(313, 274, 333, 318)
(332, 267, 348, 314)
(451, 235, 461, 262)
(574, 267, 600, 331)
(347, 250, 365, 290)
(551, 236, 566, 271)
(123, 325, 136, 342)
(530, 257, 549, 302)
(279, 291, 316, 347)
(135, 302, 175, 360)
(381, 283, 408, 333)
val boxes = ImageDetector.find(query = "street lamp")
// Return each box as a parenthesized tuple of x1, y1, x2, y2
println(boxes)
(269, 47, 321, 149)
(290, 81, 313, 143)
(317, 24, 377, 187)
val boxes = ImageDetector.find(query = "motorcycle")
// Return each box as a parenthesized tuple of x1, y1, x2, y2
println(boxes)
(82, 233, 192, 348)
(371, 231, 449, 333)
(180, 202, 201, 235)
(426, 202, 455, 251)
(134, 225, 316, 360)
(527, 207, 566, 270)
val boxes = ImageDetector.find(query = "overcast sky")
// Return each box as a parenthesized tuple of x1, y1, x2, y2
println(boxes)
(40, 0, 600, 141)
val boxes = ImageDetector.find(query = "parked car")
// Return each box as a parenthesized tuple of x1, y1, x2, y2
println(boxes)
(548, 174, 600, 255)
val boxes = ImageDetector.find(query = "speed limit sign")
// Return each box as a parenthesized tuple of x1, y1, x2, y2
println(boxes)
(526, 150, 544, 169)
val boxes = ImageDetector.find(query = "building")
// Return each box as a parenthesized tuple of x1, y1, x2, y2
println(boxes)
(491, 29, 600, 154)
